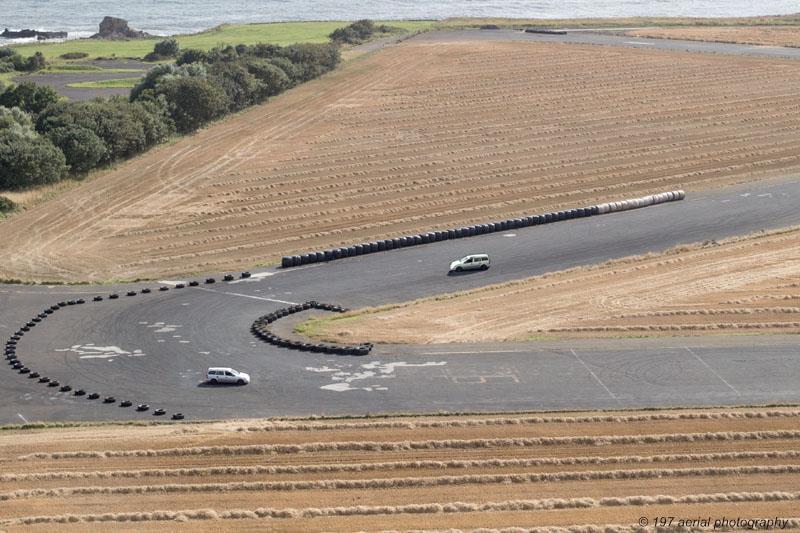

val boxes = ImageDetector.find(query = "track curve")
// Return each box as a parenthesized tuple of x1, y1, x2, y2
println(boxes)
(2, 174, 799, 424)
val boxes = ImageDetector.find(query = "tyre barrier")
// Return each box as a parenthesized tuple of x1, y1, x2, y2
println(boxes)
(251, 301, 372, 357)
(279, 190, 686, 268)
(88, 393, 100, 400)
(120, 400, 132, 407)
(137, 404, 149, 411)
(172, 413, 184, 420)
(141, 288, 151, 294)
(154, 408, 166, 416)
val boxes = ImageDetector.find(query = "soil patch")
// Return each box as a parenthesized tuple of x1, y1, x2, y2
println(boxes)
(1, 408, 798, 530)
(5, 39, 800, 281)
(625, 26, 800, 48)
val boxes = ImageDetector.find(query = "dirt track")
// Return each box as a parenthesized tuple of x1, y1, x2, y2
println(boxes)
(1, 408, 799, 531)
(4, 38, 800, 282)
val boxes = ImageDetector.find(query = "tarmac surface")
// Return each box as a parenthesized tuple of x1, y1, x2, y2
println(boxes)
(2, 174, 799, 424)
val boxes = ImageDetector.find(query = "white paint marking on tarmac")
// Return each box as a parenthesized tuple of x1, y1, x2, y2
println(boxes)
(624, 41, 654, 45)
(418, 350, 534, 355)
(159, 280, 188, 286)
(570, 349, 621, 405)
(195, 286, 297, 305)
(56, 345, 145, 359)
(685, 347, 741, 396)
(18, 413, 28, 424)
(311, 361, 446, 392)
(228, 272, 275, 284)
(504, 233, 516, 237)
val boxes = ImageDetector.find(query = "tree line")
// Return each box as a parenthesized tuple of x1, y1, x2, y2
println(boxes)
(0, 38, 341, 198)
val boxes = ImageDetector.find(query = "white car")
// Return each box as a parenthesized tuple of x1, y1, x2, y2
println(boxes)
(207, 367, 250, 385)
(449, 253, 491, 272)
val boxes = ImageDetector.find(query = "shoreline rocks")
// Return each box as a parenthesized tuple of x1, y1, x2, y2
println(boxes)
(1, 28, 68, 40)
(91, 16, 152, 39)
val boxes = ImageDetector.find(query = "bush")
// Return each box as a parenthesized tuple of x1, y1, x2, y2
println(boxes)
(37, 96, 173, 164)
(59, 52, 89, 60)
(47, 125, 107, 175)
(0, 48, 17, 59)
(0, 130, 68, 190)
(329, 19, 377, 44)
(245, 59, 290, 96)
(176, 48, 207, 66)
(0, 105, 34, 133)
(0, 82, 60, 115)
(155, 77, 228, 132)
(153, 38, 180, 58)
(209, 62, 266, 111)
(0, 195, 16, 213)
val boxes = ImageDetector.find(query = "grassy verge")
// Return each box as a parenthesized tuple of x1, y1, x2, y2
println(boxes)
(66, 78, 140, 88)
(12, 20, 436, 60)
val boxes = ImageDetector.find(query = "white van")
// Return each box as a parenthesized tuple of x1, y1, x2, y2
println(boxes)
(206, 367, 250, 385)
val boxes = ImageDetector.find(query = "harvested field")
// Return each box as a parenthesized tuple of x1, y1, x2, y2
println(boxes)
(313, 226, 800, 343)
(5, 40, 800, 282)
(625, 26, 800, 48)
(1, 408, 799, 531)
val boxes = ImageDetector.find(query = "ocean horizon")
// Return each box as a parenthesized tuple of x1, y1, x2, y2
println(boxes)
(1, 0, 799, 46)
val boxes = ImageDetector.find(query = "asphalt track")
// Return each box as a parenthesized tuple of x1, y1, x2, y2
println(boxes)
(2, 32, 800, 424)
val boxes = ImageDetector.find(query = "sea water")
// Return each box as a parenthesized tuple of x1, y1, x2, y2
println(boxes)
(1, 0, 798, 46)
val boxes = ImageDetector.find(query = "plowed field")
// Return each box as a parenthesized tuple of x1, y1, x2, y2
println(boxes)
(4, 38, 800, 282)
(315, 226, 800, 343)
(1, 408, 799, 531)
(625, 26, 800, 48)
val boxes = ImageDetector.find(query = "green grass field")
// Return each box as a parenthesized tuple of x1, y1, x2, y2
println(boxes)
(66, 78, 141, 88)
(12, 20, 436, 60)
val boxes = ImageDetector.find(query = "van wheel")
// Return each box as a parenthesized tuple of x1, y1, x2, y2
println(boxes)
(210, 379, 217, 385)
(480, 265, 488, 270)
(455, 267, 463, 272)
(237, 379, 245, 385)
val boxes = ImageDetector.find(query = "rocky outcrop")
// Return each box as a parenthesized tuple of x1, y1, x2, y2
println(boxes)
(91, 17, 151, 39)
(2, 28, 68, 40)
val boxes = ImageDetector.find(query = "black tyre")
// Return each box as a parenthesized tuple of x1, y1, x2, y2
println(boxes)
(93, 296, 103, 301)
(159, 286, 170, 291)
(480, 265, 488, 270)
(137, 404, 149, 411)
(141, 288, 151, 294)
(172, 413, 184, 420)
(74, 389, 86, 396)
(237, 379, 245, 385)
(126, 291, 136, 296)
(109, 293, 119, 299)
(210, 379, 217, 385)
(455, 267, 463, 272)
(205, 278, 215, 284)
(104, 396, 116, 403)
(176, 283, 185, 288)
(189, 280, 199, 287)
(60, 385, 71, 392)
(88, 393, 100, 400)
(154, 409, 166, 416)
(120, 400, 132, 407)
(281, 256, 293, 268)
